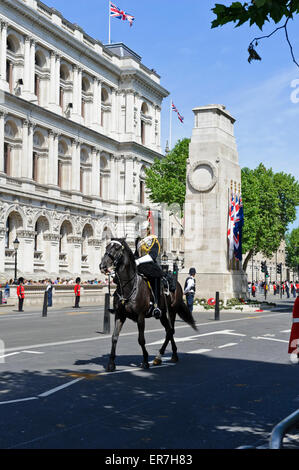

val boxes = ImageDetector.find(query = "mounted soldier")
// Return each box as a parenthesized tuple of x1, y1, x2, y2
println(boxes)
(134, 220, 164, 319)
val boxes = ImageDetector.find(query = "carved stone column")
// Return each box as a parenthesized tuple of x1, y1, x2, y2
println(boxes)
(0, 111, 5, 173)
(0, 22, 8, 89)
(44, 233, 60, 276)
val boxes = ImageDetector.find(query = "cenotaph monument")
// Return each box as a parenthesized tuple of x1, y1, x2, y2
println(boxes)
(181, 104, 247, 301)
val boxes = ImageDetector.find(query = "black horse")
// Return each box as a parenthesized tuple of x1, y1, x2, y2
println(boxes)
(100, 238, 198, 372)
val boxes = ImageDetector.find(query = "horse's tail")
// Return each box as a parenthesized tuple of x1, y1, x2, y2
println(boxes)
(177, 300, 198, 331)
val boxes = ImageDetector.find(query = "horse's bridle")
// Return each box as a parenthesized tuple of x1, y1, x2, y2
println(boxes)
(105, 240, 125, 270)
(105, 240, 137, 305)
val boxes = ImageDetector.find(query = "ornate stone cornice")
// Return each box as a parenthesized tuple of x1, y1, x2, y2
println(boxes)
(88, 238, 101, 246)
(67, 236, 83, 244)
(43, 233, 60, 242)
(17, 230, 36, 239)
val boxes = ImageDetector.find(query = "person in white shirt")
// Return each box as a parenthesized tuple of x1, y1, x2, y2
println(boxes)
(184, 268, 196, 313)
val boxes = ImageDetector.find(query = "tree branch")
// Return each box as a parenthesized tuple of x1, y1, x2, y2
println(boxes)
(249, 15, 299, 68)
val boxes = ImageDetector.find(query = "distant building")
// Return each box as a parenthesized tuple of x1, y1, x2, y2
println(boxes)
(244, 240, 293, 283)
(0, 0, 169, 280)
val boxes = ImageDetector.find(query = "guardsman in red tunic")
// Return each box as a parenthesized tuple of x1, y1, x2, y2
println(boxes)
(17, 277, 25, 312)
(74, 277, 81, 309)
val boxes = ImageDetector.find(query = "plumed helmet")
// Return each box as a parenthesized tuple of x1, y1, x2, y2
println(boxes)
(76, 277, 81, 283)
(140, 220, 150, 237)
(189, 268, 196, 276)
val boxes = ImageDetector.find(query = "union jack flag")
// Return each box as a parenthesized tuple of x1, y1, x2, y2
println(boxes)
(110, 3, 135, 27)
(172, 102, 184, 123)
(233, 194, 244, 262)
(227, 193, 236, 261)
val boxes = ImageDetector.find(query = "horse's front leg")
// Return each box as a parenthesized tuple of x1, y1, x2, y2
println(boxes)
(137, 316, 149, 369)
(106, 315, 126, 372)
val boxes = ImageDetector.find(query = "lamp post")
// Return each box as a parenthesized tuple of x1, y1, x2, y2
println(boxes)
(13, 237, 20, 283)
(173, 256, 180, 280)
(161, 251, 169, 274)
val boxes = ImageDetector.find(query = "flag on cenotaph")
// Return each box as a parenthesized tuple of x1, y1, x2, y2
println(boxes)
(233, 194, 244, 262)
(227, 193, 236, 261)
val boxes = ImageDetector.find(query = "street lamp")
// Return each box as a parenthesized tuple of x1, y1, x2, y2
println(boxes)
(173, 256, 180, 279)
(161, 251, 169, 274)
(13, 237, 20, 283)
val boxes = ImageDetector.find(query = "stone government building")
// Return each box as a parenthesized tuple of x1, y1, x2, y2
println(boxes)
(0, 0, 169, 281)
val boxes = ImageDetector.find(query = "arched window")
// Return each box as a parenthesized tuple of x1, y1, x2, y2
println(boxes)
(6, 35, 20, 94)
(140, 102, 149, 146)
(58, 140, 69, 189)
(101, 88, 110, 127)
(32, 132, 45, 183)
(139, 166, 146, 204)
(82, 77, 91, 119)
(34, 50, 46, 105)
(4, 143, 10, 175)
(100, 155, 108, 199)
(82, 224, 93, 262)
(59, 221, 72, 255)
(6, 60, 13, 92)
(5, 212, 23, 249)
(59, 64, 70, 111)
(80, 148, 89, 194)
(34, 217, 49, 255)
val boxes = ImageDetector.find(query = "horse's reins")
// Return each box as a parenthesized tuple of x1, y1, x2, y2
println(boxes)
(106, 241, 138, 305)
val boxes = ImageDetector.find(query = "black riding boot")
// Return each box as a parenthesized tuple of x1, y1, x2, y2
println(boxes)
(152, 278, 162, 319)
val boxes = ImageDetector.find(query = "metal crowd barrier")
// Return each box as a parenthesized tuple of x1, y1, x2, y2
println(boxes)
(270, 409, 299, 449)
(238, 409, 299, 449)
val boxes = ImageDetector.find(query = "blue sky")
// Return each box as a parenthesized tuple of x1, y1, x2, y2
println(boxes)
(47, 0, 299, 230)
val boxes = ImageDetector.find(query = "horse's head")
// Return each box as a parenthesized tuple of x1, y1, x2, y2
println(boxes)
(100, 239, 126, 275)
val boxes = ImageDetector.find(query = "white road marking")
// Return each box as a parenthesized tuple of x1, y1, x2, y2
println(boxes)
(147, 329, 246, 346)
(218, 343, 238, 349)
(252, 337, 289, 343)
(186, 349, 212, 354)
(38, 378, 84, 397)
(1, 311, 290, 355)
(0, 352, 20, 359)
(281, 329, 291, 333)
(22, 351, 44, 355)
(0, 359, 176, 406)
(0, 397, 38, 406)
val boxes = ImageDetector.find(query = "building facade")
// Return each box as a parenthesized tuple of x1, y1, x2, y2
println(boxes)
(0, 0, 169, 281)
(245, 240, 290, 283)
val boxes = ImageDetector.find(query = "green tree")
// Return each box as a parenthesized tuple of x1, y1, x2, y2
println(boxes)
(212, 1, 299, 67)
(286, 227, 299, 273)
(241, 164, 299, 270)
(145, 138, 190, 212)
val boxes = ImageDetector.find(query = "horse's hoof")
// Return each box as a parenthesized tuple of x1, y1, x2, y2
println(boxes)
(140, 362, 150, 369)
(170, 355, 179, 363)
(153, 358, 162, 366)
(106, 363, 116, 372)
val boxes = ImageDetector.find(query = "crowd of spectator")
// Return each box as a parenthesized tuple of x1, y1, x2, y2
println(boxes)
(248, 280, 299, 298)
(3, 277, 108, 287)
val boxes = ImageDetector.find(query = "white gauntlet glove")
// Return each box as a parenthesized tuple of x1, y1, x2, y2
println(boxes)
(135, 254, 153, 266)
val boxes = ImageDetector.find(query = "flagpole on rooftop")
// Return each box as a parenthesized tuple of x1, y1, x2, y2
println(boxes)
(108, 1, 111, 44)
(169, 99, 172, 150)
